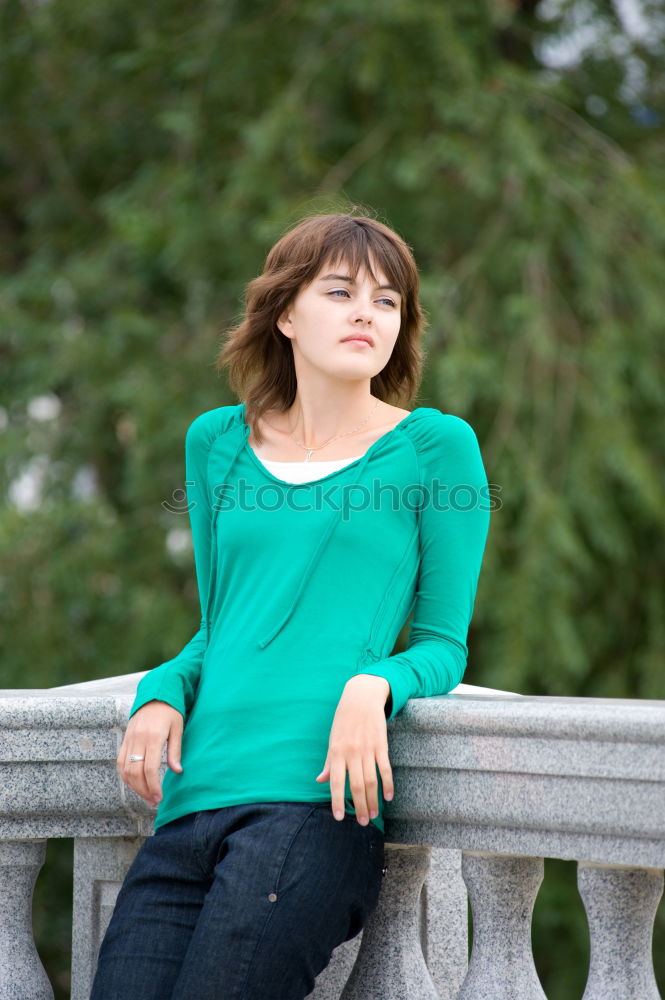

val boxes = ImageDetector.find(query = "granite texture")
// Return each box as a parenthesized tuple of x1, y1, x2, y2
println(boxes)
(0, 840, 53, 999)
(457, 851, 547, 1000)
(578, 860, 663, 1000)
(71, 837, 144, 1000)
(340, 845, 439, 1000)
(420, 847, 469, 1000)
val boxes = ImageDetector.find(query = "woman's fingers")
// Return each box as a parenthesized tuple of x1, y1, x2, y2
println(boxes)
(376, 745, 394, 802)
(347, 755, 371, 824)
(327, 737, 392, 825)
(115, 702, 183, 806)
(166, 718, 183, 774)
(329, 755, 347, 821)
(119, 743, 162, 805)
(362, 755, 380, 819)
(141, 744, 164, 805)
(118, 739, 152, 802)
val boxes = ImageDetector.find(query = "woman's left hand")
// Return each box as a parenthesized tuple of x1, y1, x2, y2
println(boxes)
(315, 674, 394, 824)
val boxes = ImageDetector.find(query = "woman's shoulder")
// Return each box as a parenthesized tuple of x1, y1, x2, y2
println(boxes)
(401, 406, 483, 468)
(185, 403, 244, 447)
(396, 406, 486, 482)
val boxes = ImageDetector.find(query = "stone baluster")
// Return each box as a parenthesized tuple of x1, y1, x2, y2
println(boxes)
(71, 836, 145, 1000)
(577, 860, 663, 1000)
(340, 844, 440, 1000)
(457, 850, 547, 1000)
(0, 840, 54, 1000)
(420, 846, 469, 999)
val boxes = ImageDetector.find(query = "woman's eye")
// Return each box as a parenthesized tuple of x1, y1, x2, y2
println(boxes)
(328, 289, 397, 307)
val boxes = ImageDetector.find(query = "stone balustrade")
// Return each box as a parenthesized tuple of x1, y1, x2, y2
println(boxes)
(1, 674, 664, 1000)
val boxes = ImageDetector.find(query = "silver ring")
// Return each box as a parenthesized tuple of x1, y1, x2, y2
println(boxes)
(128, 754, 145, 762)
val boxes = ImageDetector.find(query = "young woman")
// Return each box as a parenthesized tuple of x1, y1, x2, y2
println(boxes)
(90, 211, 491, 999)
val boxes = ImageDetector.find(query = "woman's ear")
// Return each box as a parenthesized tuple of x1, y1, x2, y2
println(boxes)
(276, 308, 293, 339)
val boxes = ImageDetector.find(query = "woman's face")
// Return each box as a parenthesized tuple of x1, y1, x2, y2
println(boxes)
(276, 257, 403, 382)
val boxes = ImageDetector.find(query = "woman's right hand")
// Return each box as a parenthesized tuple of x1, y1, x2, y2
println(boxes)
(116, 700, 184, 808)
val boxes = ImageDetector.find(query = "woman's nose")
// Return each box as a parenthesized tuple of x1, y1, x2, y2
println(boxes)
(352, 303, 373, 322)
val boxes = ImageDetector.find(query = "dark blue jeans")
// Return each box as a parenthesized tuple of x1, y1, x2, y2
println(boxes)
(90, 801, 386, 999)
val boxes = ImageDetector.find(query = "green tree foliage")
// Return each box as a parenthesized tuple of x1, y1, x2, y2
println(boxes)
(1, 1, 663, 997)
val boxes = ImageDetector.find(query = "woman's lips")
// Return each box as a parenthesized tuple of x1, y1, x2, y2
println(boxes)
(341, 338, 373, 347)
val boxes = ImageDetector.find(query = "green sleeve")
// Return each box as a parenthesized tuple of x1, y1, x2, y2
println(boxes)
(359, 414, 490, 720)
(128, 414, 214, 721)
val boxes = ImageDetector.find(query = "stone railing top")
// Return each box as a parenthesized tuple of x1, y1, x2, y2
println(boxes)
(1, 675, 664, 865)
(2, 675, 664, 743)
(0, 677, 520, 727)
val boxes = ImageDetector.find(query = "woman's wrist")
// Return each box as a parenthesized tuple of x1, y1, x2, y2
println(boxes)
(346, 673, 391, 713)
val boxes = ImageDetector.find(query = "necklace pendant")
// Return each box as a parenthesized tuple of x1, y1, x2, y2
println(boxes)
(305, 449, 313, 462)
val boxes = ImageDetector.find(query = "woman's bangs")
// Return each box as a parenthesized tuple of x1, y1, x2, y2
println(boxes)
(319, 236, 407, 301)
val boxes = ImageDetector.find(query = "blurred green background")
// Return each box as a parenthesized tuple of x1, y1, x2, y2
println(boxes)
(2, 0, 663, 996)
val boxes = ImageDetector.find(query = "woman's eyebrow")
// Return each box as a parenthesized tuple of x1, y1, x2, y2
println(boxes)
(317, 273, 400, 294)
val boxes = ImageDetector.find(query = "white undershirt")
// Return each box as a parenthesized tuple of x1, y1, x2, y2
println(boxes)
(254, 454, 364, 485)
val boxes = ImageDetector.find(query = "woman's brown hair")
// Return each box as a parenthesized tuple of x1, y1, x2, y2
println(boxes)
(214, 210, 429, 446)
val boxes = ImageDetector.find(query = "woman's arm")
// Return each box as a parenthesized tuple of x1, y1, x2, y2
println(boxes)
(318, 412, 491, 825)
(356, 412, 491, 720)
(128, 413, 215, 722)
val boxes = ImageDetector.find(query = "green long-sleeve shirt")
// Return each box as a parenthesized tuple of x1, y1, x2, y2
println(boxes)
(129, 402, 491, 833)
